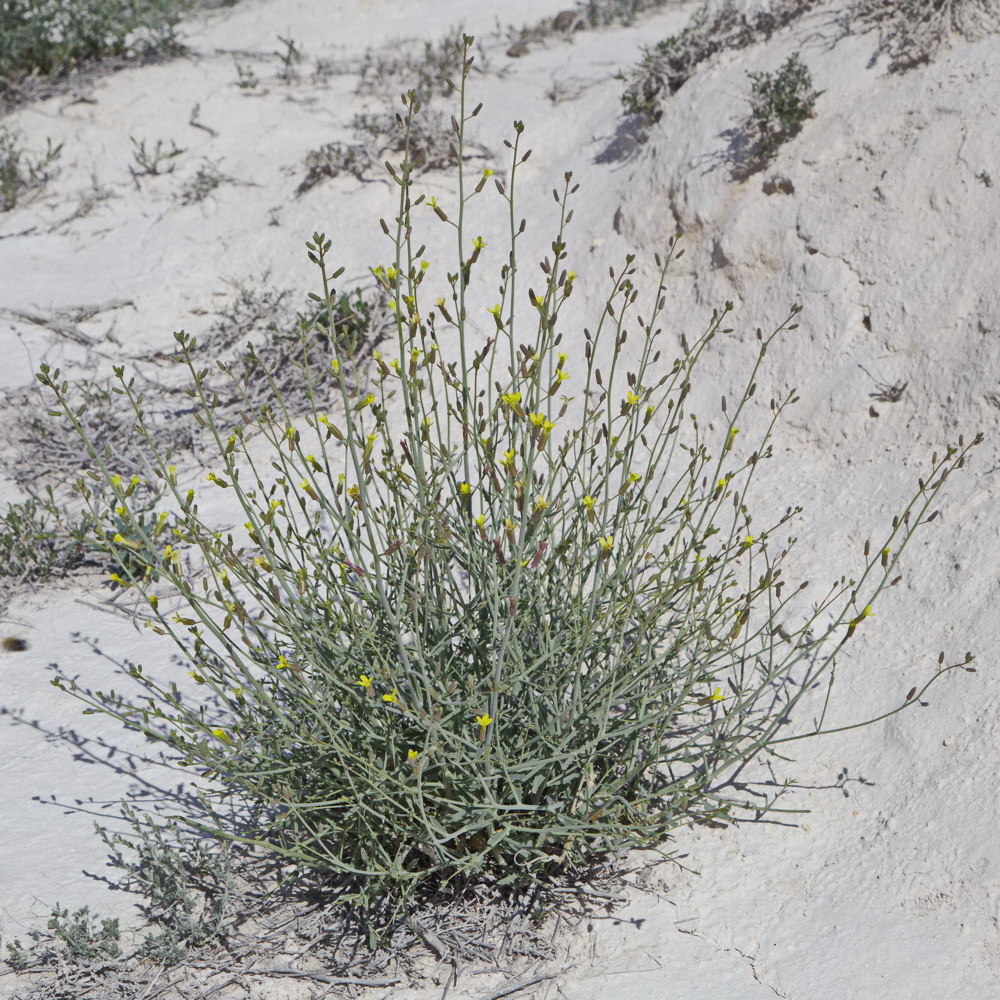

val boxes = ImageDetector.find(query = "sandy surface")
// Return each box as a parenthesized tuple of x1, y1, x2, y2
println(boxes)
(1, 1, 998, 996)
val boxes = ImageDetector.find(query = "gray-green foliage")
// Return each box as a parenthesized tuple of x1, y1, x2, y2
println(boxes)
(0, 487, 165, 591)
(38, 37, 978, 938)
(4, 905, 121, 970)
(620, 0, 819, 126)
(2, 805, 232, 973)
(0, 0, 186, 93)
(745, 52, 822, 167)
(94, 804, 233, 965)
(298, 109, 458, 194)
(847, 0, 999, 72)
(358, 27, 486, 103)
(0, 491, 85, 584)
(0, 125, 62, 210)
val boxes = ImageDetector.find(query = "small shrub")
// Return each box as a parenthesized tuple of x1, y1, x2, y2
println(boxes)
(93, 803, 233, 965)
(0, 490, 87, 585)
(847, 0, 999, 72)
(744, 52, 823, 168)
(619, 0, 819, 127)
(0, 0, 186, 94)
(192, 279, 390, 415)
(4, 905, 121, 970)
(358, 27, 486, 103)
(0, 125, 62, 211)
(7, 378, 191, 495)
(40, 38, 979, 940)
(298, 109, 463, 194)
(179, 161, 229, 204)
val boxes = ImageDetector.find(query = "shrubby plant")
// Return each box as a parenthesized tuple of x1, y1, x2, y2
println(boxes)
(93, 804, 233, 964)
(620, 0, 818, 127)
(0, 491, 85, 585)
(4, 905, 121, 970)
(358, 27, 486, 103)
(2, 805, 232, 973)
(0, 0, 185, 93)
(744, 52, 822, 168)
(298, 109, 462, 194)
(39, 38, 978, 936)
(847, 0, 999, 72)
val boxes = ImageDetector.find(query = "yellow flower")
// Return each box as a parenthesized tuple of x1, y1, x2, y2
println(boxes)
(625, 390, 641, 406)
(529, 412, 546, 427)
(555, 370, 569, 383)
(475, 713, 493, 741)
(358, 674, 373, 689)
(407, 748, 419, 760)
(459, 482, 472, 495)
(534, 496, 548, 512)
(599, 535, 614, 553)
(382, 688, 399, 704)
(502, 391, 521, 408)
(212, 728, 234, 746)
(474, 513, 487, 530)
(276, 654, 290, 670)
(628, 472, 641, 484)
(502, 448, 516, 468)
(710, 687, 725, 703)
(472, 235, 487, 250)
(582, 495, 596, 510)
(482, 168, 494, 178)
(743, 534, 754, 547)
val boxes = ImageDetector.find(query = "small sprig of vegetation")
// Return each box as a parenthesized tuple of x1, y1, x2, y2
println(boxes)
(0, 125, 62, 211)
(38, 36, 979, 944)
(273, 34, 302, 82)
(179, 161, 230, 204)
(130, 136, 186, 178)
(744, 52, 823, 169)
